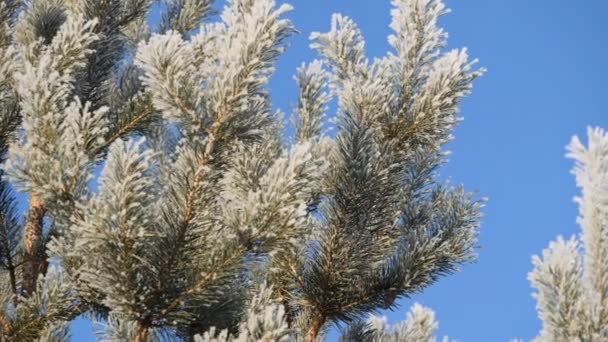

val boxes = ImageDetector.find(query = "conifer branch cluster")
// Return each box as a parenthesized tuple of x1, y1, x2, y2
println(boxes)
(528, 128, 608, 341)
(0, 0, 484, 340)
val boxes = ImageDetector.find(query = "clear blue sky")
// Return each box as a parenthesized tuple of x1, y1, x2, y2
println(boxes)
(71, 0, 608, 340)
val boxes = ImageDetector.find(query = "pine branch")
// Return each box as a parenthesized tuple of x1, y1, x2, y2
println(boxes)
(338, 303, 442, 342)
(127, 2, 298, 333)
(13, 0, 66, 48)
(72, 0, 152, 107)
(285, 1, 484, 336)
(292, 61, 331, 143)
(194, 283, 293, 341)
(0, 101, 20, 158)
(3, 267, 77, 341)
(21, 195, 45, 297)
(0, 0, 484, 338)
(568, 127, 608, 329)
(96, 102, 156, 156)
(157, 245, 248, 320)
(160, 0, 215, 35)
(0, 0, 21, 47)
(99, 66, 161, 156)
(2, 15, 112, 305)
(529, 127, 608, 341)
(36, 321, 71, 342)
(76, 138, 158, 317)
(529, 237, 592, 341)
(0, 173, 20, 306)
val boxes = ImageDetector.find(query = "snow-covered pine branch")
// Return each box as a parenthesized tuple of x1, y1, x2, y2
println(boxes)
(337, 303, 453, 342)
(529, 127, 608, 341)
(285, 0, 483, 339)
(292, 60, 331, 143)
(0, 0, 483, 340)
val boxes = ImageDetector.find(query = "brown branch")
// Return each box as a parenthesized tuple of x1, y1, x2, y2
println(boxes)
(157, 246, 246, 319)
(304, 312, 326, 342)
(4, 295, 74, 341)
(167, 87, 201, 128)
(22, 194, 45, 296)
(7, 263, 17, 306)
(151, 119, 222, 296)
(95, 105, 154, 155)
(143, 94, 230, 329)
(133, 324, 149, 342)
(177, 110, 226, 225)
(322, 226, 339, 276)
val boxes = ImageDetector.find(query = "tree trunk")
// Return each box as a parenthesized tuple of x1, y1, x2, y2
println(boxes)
(22, 194, 45, 296)
(304, 314, 325, 342)
(133, 325, 149, 342)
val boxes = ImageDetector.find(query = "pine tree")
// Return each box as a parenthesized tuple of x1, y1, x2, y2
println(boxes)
(528, 127, 608, 341)
(0, 0, 483, 340)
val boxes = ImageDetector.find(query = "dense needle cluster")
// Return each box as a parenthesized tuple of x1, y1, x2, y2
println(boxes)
(0, 0, 483, 340)
(528, 128, 608, 342)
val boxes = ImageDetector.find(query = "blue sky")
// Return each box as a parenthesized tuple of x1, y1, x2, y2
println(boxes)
(71, 0, 608, 340)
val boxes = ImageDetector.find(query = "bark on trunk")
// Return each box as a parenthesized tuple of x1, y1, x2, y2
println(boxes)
(22, 194, 45, 296)
(304, 314, 325, 342)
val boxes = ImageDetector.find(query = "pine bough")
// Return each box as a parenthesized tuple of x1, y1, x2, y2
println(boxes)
(528, 128, 608, 342)
(0, 0, 483, 340)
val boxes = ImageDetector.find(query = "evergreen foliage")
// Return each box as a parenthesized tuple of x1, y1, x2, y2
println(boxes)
(0, 0, 483, 340)
(528, 127, 608, 341)
(337, 304, 450, 342)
